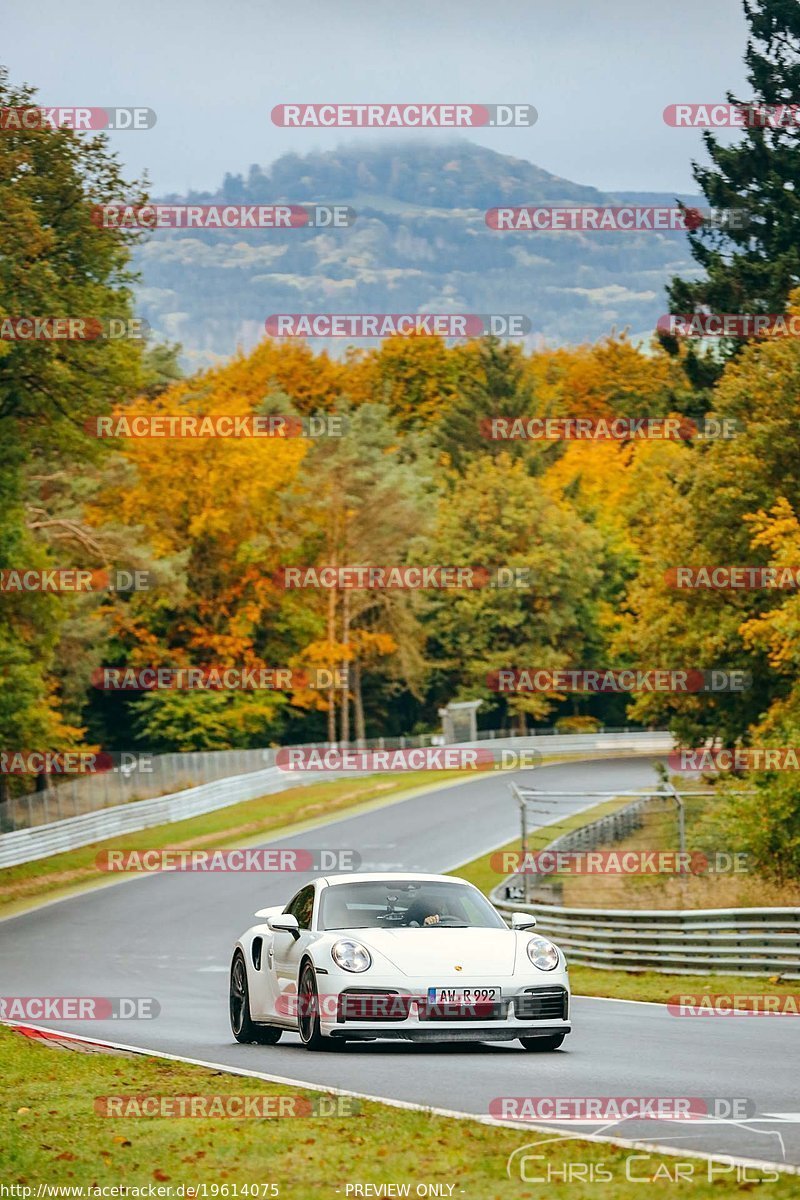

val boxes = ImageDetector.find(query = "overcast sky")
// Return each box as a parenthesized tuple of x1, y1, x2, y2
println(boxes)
(5, 0, 749, 195)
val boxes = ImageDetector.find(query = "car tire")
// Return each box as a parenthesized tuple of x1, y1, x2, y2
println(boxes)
(230, 949, 282, 1045)
(519, 1034, 566, 1051)
(298, 961, 338, 1051)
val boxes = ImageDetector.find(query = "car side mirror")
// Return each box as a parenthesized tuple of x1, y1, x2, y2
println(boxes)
(267, 913, 301, 940)
(511, 912, 536, 930)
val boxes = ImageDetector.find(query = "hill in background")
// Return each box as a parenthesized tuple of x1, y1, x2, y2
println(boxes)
(134, 141, 703, 368)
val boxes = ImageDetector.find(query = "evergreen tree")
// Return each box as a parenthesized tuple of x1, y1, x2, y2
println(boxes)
(665, 1, 800, 372)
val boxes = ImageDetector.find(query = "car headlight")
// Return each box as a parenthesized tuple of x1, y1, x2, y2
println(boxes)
(331, 939, 372, 973)
(526, 936, 559, 971)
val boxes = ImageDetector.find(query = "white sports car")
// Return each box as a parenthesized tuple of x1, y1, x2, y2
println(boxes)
(229, 872, 570, 1051)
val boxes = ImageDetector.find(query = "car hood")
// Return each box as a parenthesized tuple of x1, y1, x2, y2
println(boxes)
(350, 927, 519, 977)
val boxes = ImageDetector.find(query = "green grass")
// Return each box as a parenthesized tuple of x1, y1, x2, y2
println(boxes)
(8, 753, 793, 1009)
(451, 795, 633, 895)
(0, 770, 475, 918)
(2, 1026, 794, 1196)
(567, 965, 800, 1002)
(0, 749, 605, 918)
(452, 799, 800, 1005)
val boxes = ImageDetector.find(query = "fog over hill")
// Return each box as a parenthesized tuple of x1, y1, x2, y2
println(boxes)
(134, 141, 703, 368)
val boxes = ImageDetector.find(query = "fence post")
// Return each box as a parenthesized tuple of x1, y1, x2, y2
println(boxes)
(509, 783, 529, 905)
(667, 784, 686, 857)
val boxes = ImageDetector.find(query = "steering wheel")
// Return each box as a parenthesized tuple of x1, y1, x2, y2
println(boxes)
(432, 915, 464, 926)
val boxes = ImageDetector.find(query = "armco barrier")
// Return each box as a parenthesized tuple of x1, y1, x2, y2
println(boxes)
(0, 730, 672, 869)
(0, 766, 315, 870)
(2, 726, 669, 831)
(490, 790, 800, 978)
(492, 894, 800, 978)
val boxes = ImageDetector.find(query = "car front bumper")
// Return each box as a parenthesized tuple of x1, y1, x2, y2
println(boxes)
(316, 973, 571, 1041)
(329, 1025, 570, 1042)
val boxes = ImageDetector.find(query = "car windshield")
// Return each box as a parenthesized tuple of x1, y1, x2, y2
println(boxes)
(319, 880, 507, 931)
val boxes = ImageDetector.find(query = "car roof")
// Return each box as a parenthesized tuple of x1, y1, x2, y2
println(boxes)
(320, 872, 471, 887)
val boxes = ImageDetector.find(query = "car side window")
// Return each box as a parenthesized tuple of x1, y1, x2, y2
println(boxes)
(285, 884, 315, 930)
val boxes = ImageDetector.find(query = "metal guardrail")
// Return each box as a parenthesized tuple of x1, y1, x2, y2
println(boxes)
(0, 765, 322, 870)
(0, 730, 672, 870)
(1, 725, 665, 833)
(464, 731, 671, 753)
(0, 738, 441, 832)
(547, 794, 659, 851)
(528, 794, 662, 904)
(493, 896, 800, 978)
(491, 794, 800, 978)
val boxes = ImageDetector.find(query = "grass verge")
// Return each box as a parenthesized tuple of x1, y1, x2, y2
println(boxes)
(1, 1025, 793, 1196)
(0, 771, 475, 918)
(452, 800, 800, 1005)
(451, 795, 632, 895)
(566, 965, 800, 1003)
(0, 750, 603, 918)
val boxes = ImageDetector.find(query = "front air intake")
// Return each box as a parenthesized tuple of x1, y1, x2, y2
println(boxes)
(514, 987, 568, 1021)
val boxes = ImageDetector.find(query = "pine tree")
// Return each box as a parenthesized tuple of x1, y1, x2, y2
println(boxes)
(666, 1, 800, 357)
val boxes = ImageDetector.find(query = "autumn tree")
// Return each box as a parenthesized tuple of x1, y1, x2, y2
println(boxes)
(609, 301, 800, 744)
(422, 453, 605, 730)
(0, 66, 148, 788)
(345, 334, 460, 430)
(280, 403, 432, 742)
(90, 347, 316, 749)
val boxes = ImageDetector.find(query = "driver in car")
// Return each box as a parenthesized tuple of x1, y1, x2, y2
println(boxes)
(405, 895, 444, 926)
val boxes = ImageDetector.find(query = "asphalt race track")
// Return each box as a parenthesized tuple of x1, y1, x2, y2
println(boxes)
(2, 757, 798, 1169)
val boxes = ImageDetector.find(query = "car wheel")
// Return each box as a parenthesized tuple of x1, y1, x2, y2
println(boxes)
(230, 950, 282, 1045)
(298, 961, 332, 1051)
(519, 1034, 566, 1051)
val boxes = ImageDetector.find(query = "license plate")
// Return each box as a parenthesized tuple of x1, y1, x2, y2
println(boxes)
(427, 986, 499, 1005)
